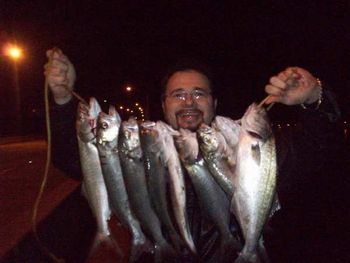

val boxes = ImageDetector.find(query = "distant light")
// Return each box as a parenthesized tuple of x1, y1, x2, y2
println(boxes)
(344, 121, 347, 124)
(5, 44, 23, 60)
(135, 102, 139, 106)
(103, 99, 107, 103)
(28, 160, 32, 164)
(126, 86, 132, 92)
(130, 110, 134, 113)
(119, 106, 124, 110)
(126, 108, 130, 112)
(287, 123, 290, 127)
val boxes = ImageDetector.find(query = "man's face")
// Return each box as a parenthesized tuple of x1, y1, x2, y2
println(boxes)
(162, 70, 217, 131)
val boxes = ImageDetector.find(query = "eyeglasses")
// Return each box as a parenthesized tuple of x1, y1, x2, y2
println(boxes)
(164, 89, 212, 102)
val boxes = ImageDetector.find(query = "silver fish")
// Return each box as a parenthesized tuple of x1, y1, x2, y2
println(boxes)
(118, 117, 175, 262)
(232, 103, 276, 263)
(140, 121, 183, 252)
(212, 116, 241, 168)
(76, 97, 121, 257)
(96, 106, 152, 262)
(197, 123, 235, 197)
(157, 121, 196, 254)
(175, 129, 241, 261)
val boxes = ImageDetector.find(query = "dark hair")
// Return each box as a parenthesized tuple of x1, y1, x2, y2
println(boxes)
(160, 58, 215, 100)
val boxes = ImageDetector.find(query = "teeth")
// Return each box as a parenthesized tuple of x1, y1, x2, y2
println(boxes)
(181, 112, 197, 116)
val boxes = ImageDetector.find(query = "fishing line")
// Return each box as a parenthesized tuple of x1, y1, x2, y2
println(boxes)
(31, 48, 86, 263)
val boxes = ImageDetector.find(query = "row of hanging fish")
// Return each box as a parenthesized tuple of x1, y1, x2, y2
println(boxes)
(76, 97, 277, 263)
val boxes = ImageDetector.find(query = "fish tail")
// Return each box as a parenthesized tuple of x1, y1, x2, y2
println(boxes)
(129, 237, 154, 262)
(87, 232, 124, 260)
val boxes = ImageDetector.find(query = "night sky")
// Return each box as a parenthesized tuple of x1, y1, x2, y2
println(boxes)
(1, 1, 350, 135)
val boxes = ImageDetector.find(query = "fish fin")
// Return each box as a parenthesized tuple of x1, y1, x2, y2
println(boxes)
(129, 237, 154, 263)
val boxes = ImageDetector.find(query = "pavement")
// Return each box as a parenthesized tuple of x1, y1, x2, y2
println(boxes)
(0, 138, 133, 263)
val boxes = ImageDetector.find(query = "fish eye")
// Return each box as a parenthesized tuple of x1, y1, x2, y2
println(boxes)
(101, 122, 108, 129)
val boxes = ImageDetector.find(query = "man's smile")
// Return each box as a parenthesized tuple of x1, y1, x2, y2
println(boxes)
(176, 109, 202, 121)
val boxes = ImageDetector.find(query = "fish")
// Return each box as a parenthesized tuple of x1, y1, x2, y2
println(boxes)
(197, 123, 235, 197)
(96, 106, 152, 262)
(175, 128, 241, 262)
(76, 97, 122, 258)
(232, 103, 277, 263)
(140, 121, 183, 252)
(157, 121, 196, 254)
(212, 116, 241, 168)
(118, 117, 176, 262)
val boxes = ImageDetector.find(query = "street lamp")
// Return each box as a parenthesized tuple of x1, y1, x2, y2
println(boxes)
(3, 43, 23, 134)
(7, 46, 22, 60)
(125, 85, 133, 92)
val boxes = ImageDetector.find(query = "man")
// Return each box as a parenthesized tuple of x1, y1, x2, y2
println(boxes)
(45, 48, 343, 262)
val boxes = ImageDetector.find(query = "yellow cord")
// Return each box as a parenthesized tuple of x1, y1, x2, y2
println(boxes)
(31, 48, 65, 263)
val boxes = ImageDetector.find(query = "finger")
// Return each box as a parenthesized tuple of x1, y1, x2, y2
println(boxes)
(265, 84, 285, 97)
(269, 76, 286, 89)
(48, 75, 68, 86)
(45, 66, 66, 76)
(46, 61, 69, 77)
(285, 67, 301, 80)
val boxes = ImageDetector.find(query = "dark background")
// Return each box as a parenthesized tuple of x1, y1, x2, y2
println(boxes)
(1, 1, 350, 135)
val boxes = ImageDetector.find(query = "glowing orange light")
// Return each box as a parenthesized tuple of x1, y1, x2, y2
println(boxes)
(126, 86, 132, 92)
(4, 44, 23, 60)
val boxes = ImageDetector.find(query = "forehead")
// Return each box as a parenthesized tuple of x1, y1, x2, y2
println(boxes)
(165, 70, 211, 93)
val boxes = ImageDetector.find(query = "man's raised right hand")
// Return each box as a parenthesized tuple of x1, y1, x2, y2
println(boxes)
(44, 48, 76, 105)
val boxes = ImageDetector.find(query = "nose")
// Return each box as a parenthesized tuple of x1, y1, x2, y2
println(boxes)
(184, 93, 195, 105)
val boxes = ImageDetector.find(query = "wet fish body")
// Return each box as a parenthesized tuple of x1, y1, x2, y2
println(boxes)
(96, 106, 151, 262)
(140, 121, 183, 251)
(157, 121, 196, 254)
(176, 129, 241, 261)
(197, 124, 235, 197)
(119, 118, 175, 262)
(232, 103, 276, 263)
(76, 97, 121, 257)
(212, 116, 241, 168)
